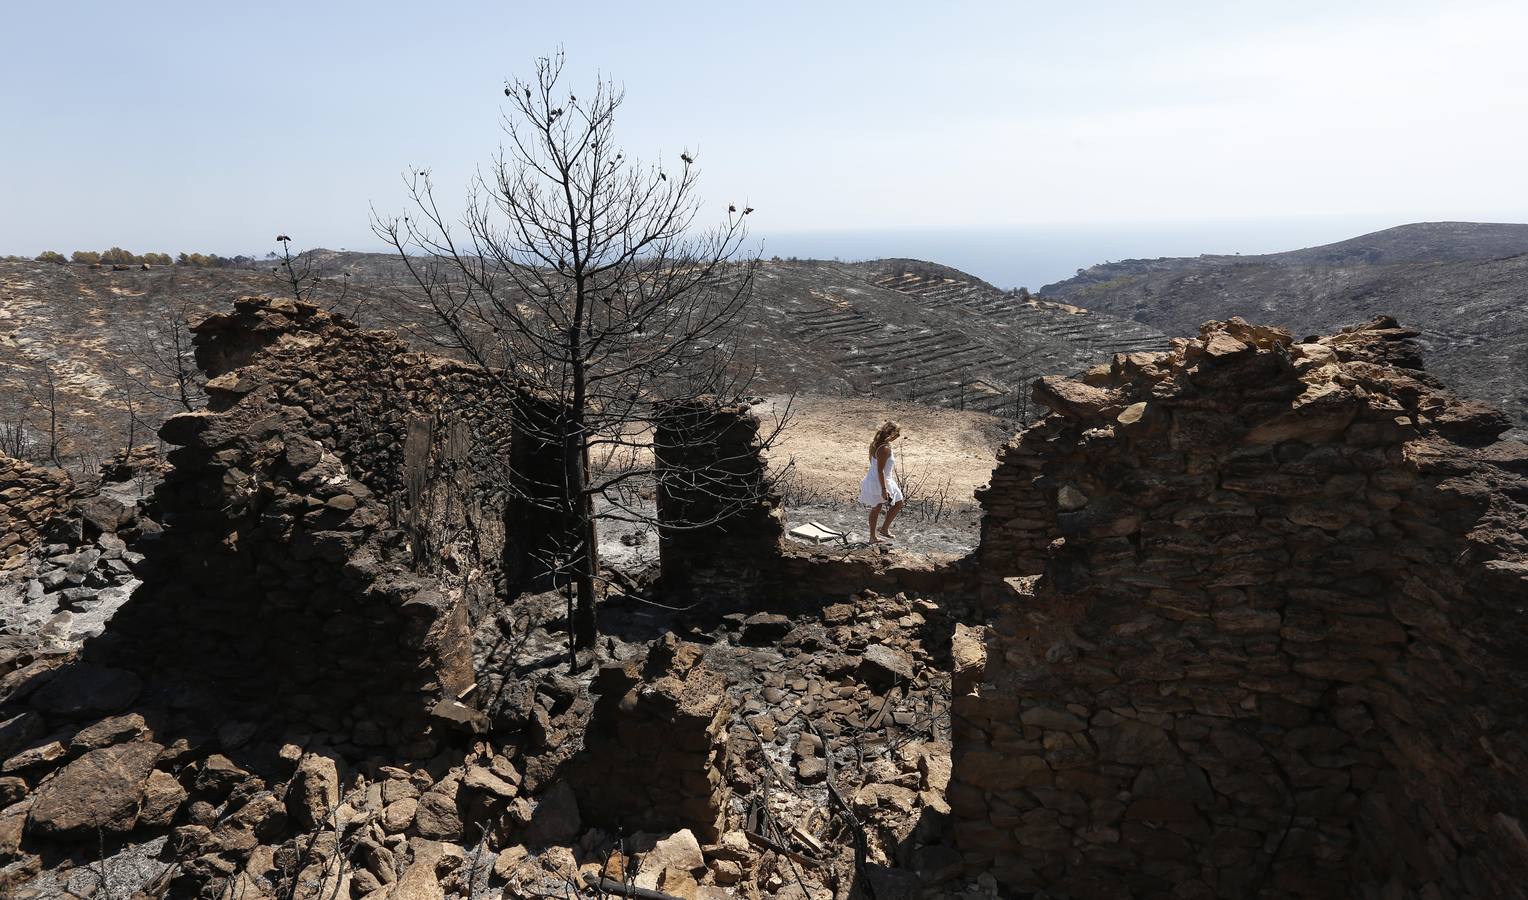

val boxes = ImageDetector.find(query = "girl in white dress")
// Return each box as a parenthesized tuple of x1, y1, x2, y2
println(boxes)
(858, 421, 904, 543)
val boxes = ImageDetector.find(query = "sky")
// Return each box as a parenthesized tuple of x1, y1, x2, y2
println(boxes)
(4, 0, 1527, 285)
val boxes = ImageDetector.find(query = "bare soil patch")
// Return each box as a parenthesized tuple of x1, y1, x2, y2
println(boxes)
(761, 394, 1009, 501)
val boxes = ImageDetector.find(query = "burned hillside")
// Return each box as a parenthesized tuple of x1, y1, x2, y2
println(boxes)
(0, 254, 1165, 482)
(0, 298, 1525, 900)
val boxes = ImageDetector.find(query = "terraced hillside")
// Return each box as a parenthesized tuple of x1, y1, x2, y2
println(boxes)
(1038, 221, 1528, 436)
(0, 254, 1166, 470)
(742, 258, 1165, 416)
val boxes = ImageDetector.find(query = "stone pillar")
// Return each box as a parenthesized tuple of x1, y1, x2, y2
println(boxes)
(653, 398, 783, 603)
(505, 388, 577, 588)
(571, 636, 731, 842)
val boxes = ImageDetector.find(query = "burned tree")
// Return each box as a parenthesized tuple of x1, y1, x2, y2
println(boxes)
(375, 52, 783, 649)
(26, 363, 64, 468)
(129, 302, 206, 413)
(270, 235, 358, 318)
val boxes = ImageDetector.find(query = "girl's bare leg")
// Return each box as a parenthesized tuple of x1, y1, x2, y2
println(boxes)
(869, 505, 883, 543)
(881, 500, 904, 537)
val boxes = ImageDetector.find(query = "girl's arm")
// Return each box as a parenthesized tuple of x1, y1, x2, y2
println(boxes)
(877, 444, 891, 499)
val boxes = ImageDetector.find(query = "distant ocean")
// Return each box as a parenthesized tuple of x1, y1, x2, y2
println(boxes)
(755, 217, 1403, 291)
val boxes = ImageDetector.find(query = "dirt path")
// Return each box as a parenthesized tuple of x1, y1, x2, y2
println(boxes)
(758, 394, 1011, 502)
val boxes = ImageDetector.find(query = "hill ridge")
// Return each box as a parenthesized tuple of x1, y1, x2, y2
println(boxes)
(1039, 221, 1528, 438)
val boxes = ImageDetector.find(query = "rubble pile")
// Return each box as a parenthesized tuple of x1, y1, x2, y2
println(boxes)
(1, 459, 154, 657)
(708, 589, 963, 898)
(0, 588, 968, 900)
(958, 317, 1528, 898)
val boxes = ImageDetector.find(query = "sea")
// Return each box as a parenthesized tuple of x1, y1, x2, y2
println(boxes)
(753, 217, 1404, 292)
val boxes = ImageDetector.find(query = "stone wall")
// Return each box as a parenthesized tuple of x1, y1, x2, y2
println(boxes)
(654, 399, 786, 603)
(952, 318, 1528, 898)
(91, 297, 538, 756)
(571, 635, 731, 842)
(0, 458, 75, 570)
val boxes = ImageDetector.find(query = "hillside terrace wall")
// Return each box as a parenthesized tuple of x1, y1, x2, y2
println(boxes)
(91, 297, 558, 756)
(952, 318, 1528, 898)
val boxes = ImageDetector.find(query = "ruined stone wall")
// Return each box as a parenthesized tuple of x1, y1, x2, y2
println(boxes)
(655, 399, 786, 602)
(93, 297, 537, 756)
(571, 636, 731, 843)
(0, 458, 75, 570)
(953, 318, 1528, 899)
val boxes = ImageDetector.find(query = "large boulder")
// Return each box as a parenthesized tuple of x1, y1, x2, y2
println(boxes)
(26, 741, 163, 837)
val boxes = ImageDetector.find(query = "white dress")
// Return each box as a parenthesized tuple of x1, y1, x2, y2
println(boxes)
(858, 447, 904, 508)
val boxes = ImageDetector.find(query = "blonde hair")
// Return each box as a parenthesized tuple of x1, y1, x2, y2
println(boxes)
(869, 421, 901, 457)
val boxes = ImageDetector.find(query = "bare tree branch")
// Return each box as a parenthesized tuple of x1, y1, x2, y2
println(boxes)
(374, 50, 784, 651)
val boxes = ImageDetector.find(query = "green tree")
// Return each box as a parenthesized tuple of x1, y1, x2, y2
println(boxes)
(71, 250, 101, 264)
(35, 251, 67, 265)
(99, 247, 138, 264)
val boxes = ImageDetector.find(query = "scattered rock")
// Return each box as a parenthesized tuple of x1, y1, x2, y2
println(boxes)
(463, 764, 518, 799)
(383, 797, 417, 833)
(643, 828, 705, 875)
(413, 780, 463, 841)
(740, 613, 793, 645)
(287, 752, 340, 830)
(137, 770, 186, 828)
(68, 711, 152, 752)
(858, 644, 914, 689)
(3, 740, 66, 773)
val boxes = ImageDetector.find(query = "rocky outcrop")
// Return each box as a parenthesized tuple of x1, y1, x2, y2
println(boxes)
(956, 317, 1528, 898)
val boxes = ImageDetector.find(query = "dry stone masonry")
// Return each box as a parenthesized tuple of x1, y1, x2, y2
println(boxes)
(1, 459, 148, 657)
(0, 458, 76, 570)
(955, 317, 1528, 898)
(8, 293, 1528, 900)
(572, 635, 732, 843)
(654, 398, 786, 603)
(94, 297, 542, 755)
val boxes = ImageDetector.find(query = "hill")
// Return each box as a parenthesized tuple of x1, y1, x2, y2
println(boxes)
(1038, 222, 1528, 436)
(0, 254, 1166, 471)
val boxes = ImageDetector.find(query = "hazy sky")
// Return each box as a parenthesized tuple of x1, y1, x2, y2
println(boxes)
(4, 0, 1527, 261)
